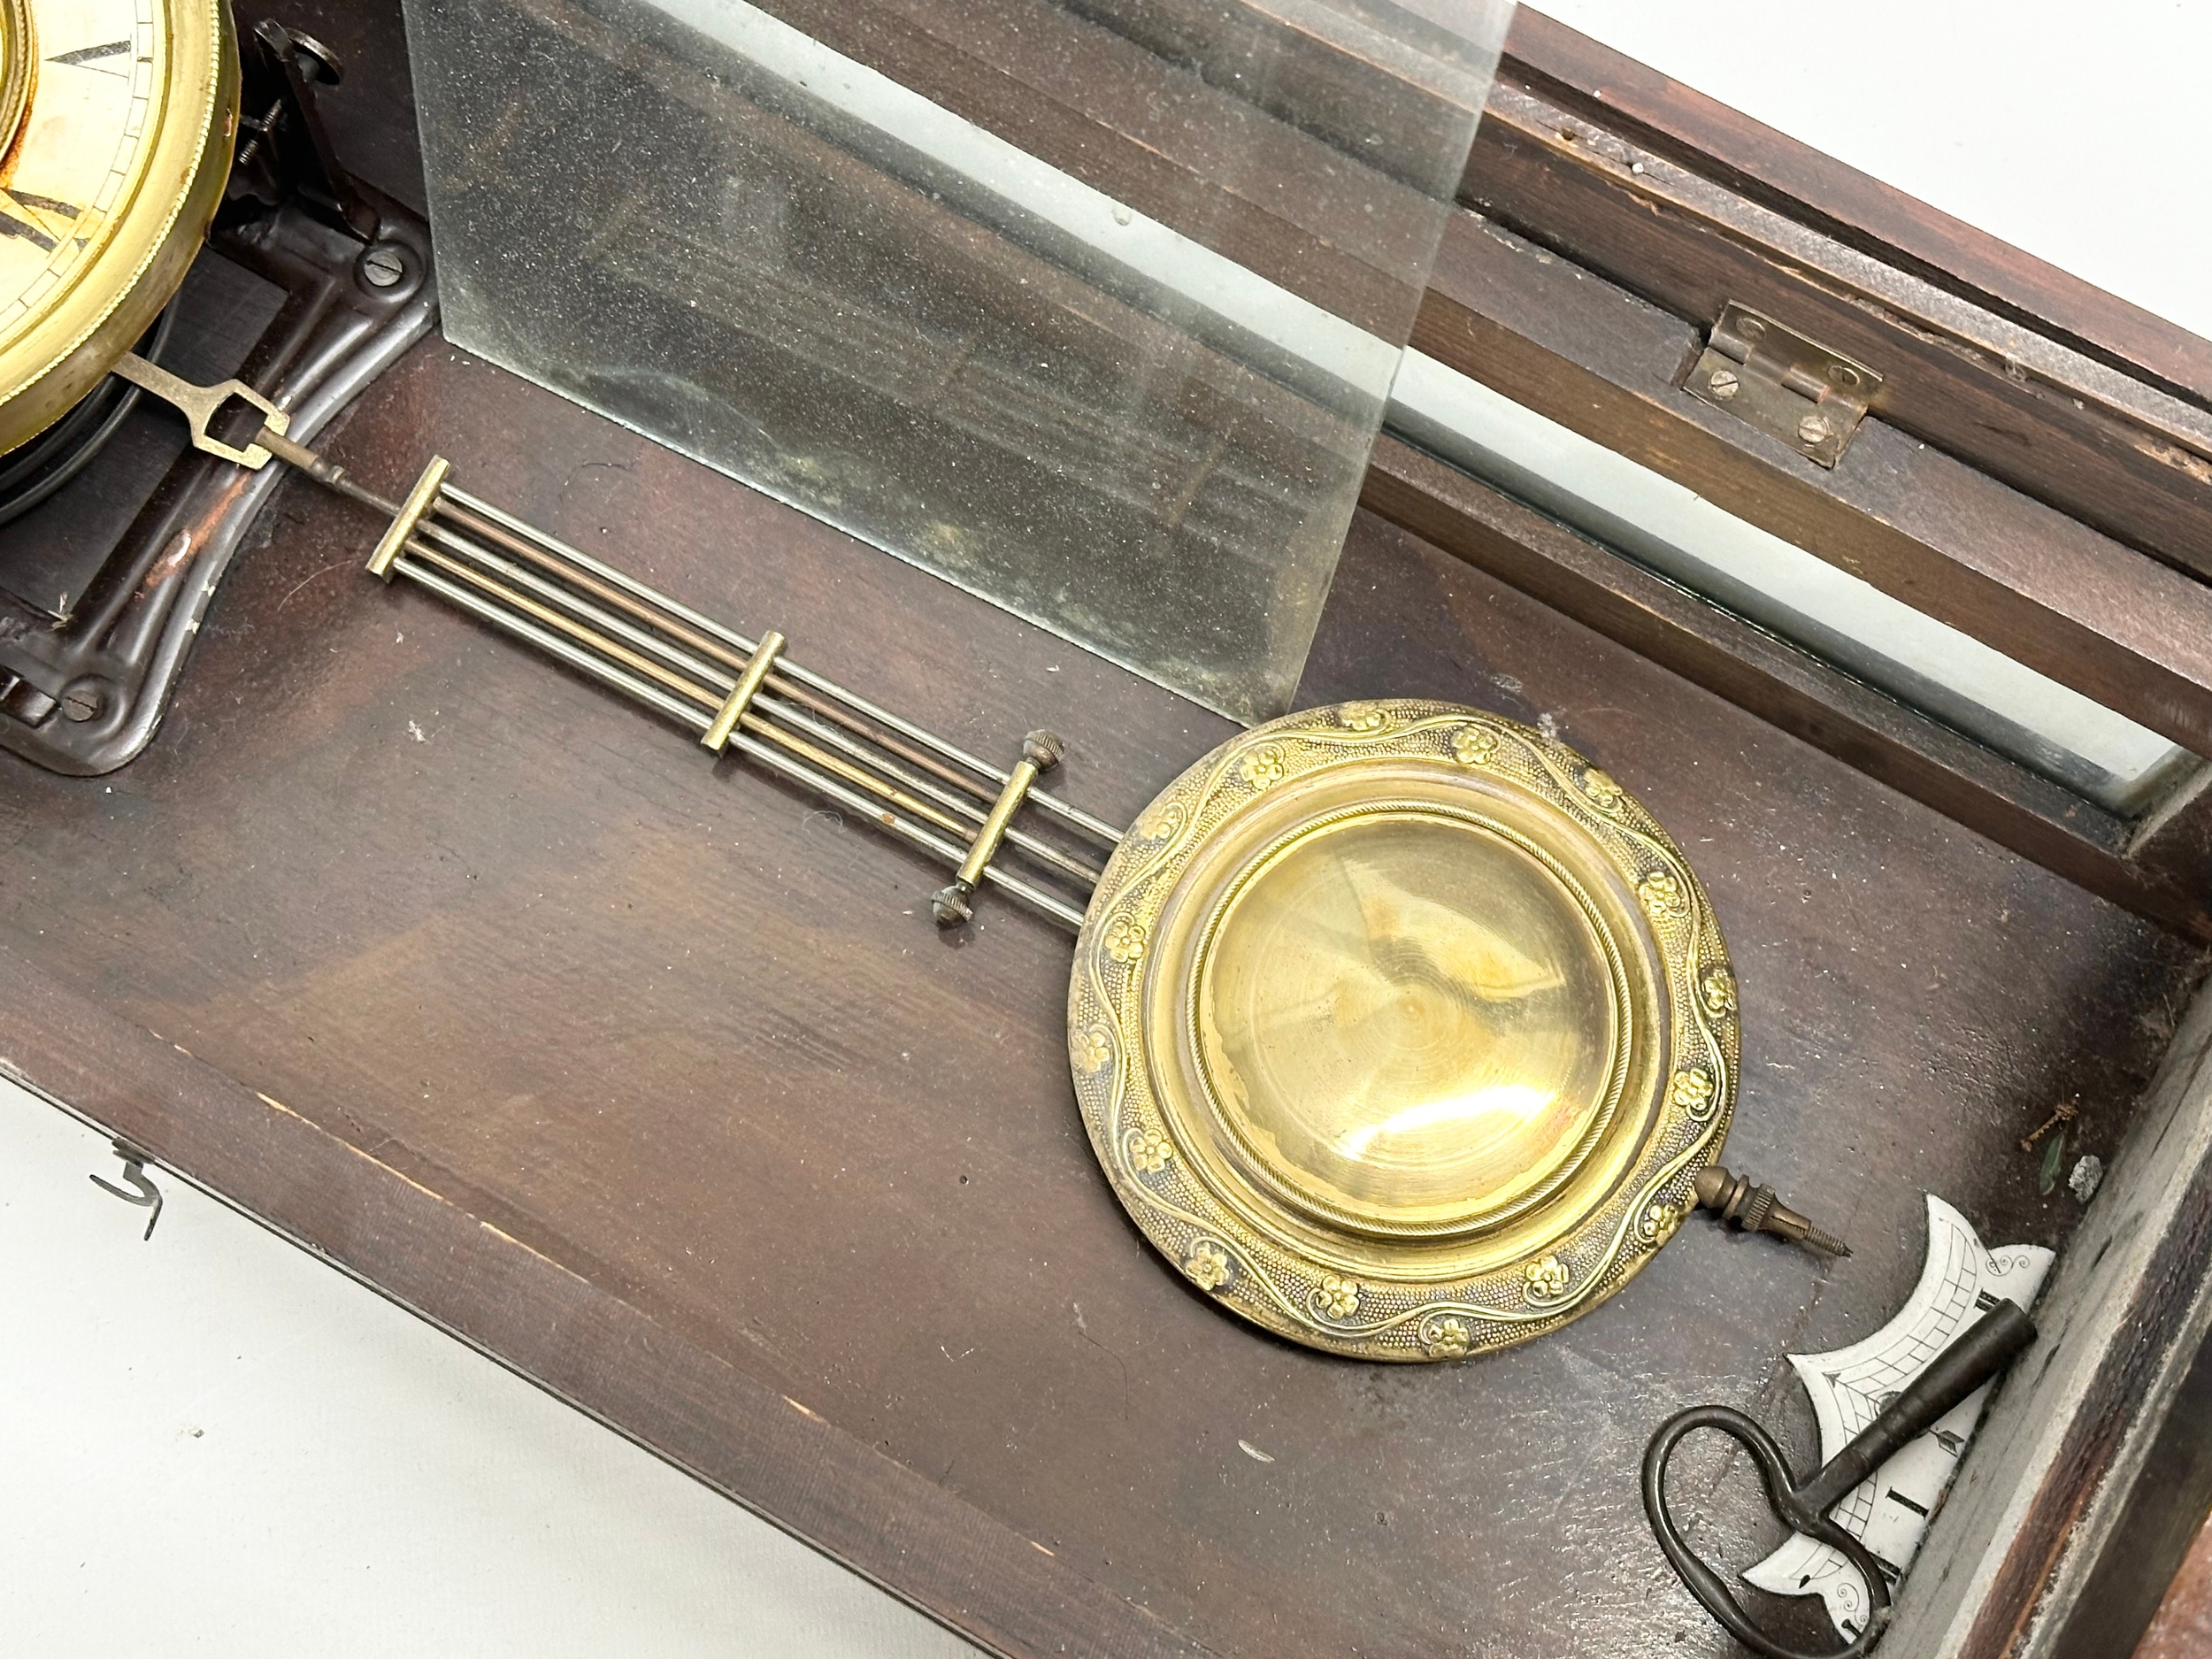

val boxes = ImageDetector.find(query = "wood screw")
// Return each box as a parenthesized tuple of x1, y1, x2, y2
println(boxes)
(1708, 369, 1740, 400)
(2021, 1100, 2078, 1153)
(359, 245, 405, 288)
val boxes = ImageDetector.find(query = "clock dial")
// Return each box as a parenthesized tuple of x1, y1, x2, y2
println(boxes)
(0, 0, 231, 452)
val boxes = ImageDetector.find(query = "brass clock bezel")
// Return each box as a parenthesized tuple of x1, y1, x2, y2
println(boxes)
(1067, 700, 1739, 1362)
(0, 0, 237, 455)
(0, 1, 34, 165)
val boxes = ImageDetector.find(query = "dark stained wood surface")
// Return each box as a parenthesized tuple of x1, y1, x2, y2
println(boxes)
(1496, 8, 2212, 411)
(0, 328, 2201, 1655)
(1360, 436, 2212, 942)
(2136, 1511, 2212, 1659)
(0, 948, 1209, 1659)
(1417, 208, 2212, 772)
(1875, 963, 2212, 1659)
(1459, 79, 2212, 582)
(1, 5, 2206, 1652)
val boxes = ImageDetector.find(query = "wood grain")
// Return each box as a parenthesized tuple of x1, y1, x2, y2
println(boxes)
(1, 5, 2206, 1652)
(1879, 967, 2212, 1659)
(1459, 79, 2212, 580)
(1360, 436, 2212, 941)
(1497, 7, 2212, 411)
(0, 945, 1209, 1659)
(2135, 1513, 2212, 1659)
(1417, 208, 2212, 771)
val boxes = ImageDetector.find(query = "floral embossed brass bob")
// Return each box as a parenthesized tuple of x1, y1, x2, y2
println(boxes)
(1068, 700, 1736, 1362)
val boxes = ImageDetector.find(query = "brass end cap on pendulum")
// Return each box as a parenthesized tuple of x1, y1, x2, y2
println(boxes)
(933, 729, 1064, 926)
(1693, 1165, 1851, 1256)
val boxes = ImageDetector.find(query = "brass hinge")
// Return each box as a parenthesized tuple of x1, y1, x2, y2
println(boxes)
(1684, 303, 1882, 468)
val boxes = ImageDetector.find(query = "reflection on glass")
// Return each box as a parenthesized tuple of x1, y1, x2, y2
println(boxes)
(401, 0, 1511, 720)
(1196, 810, 1620, 1235)
(1387, 349, 2200, 814)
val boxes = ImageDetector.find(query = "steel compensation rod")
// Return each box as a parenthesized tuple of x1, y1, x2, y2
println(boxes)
(235, 409, 1110, 932)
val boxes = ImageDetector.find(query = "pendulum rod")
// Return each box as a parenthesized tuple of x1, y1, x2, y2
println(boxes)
(402, 509, 1106, 894)
(130, 357, 1116, 931)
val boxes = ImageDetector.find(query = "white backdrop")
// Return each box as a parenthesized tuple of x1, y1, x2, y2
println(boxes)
(1537, 0, 2212, 341)
(0, 1083, 977, 1658)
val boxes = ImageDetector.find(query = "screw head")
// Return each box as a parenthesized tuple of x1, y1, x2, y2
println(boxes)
(359, 244, 406, 289)
(1797, 412, 1832, 445)
(1828, 364, 1861, 388)
(1707, 368, 1740, 400)
(1738, 316, 1765, 338)
(57, 680, 107, 722)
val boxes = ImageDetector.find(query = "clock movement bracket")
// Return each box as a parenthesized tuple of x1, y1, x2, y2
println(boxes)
(0, 20, 434, 777)
(229, 19, 380, 244)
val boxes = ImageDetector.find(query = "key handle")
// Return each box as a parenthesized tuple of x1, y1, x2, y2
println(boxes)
(1643, 1302, 2036, 1659)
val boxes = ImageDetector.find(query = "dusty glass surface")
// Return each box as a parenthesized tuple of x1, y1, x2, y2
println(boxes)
(1194, 808, 1622, 1237)
(400, 0, 1511, 721)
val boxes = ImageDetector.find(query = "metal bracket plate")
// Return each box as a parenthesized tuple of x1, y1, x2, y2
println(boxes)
(1685, 302, 1882, 468)
(0, 191, 434, 775)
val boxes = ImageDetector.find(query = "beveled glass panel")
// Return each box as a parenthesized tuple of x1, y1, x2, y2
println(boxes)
(399, 0, 1511, 720)
(1194, 808, 1622, 1236)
